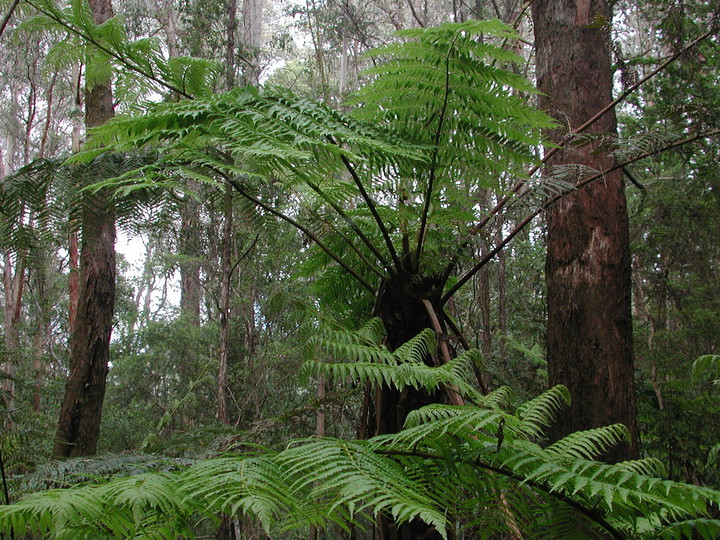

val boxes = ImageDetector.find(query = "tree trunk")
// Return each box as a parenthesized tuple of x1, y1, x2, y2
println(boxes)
(241, 0, 263, 85)
(532, 0, 638, 461)
(217, 184, 233, 425)
(68, 62, 82, 332)
(2, 250, 23, 424)
(179, 185, 202, 325)
(371, 273, 445, 540)
(53, 0, 116, 458)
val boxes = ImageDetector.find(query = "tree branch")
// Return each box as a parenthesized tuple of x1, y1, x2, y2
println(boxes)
(465, 19, 718, 240)
(421, 299, 464, 406)
(0, 0, 20, 40)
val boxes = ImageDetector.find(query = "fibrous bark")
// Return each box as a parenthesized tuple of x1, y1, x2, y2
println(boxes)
(532, 0, 638, 461)
(370, 273, 446, 540)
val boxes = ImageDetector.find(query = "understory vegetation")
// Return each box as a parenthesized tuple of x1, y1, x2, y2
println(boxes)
(0, 0, 718, 538)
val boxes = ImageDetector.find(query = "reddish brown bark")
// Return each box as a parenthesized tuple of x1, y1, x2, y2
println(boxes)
(2, 252, 24, 421)
(532, 0, 638, 461)
(68, 230, 79, 330)
(53, 0, 116, 458)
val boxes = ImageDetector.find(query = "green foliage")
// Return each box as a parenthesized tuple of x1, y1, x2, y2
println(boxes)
(21, 0, 220, 99)
(693, 355, 720, 384)
(2, 390, 719, 538)
(3, 325, 720, 538)
(308, 318, 484, 400)
(349, 20, 553, 178)
(59, 19, 556, 307)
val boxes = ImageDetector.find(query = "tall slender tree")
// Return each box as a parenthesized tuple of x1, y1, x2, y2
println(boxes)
(532, 0, 638, 461)
(53, 0, 116, 458)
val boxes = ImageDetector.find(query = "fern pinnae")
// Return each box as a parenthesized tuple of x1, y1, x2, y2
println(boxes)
(515, 385, 572, 440)
(546, 424, 631, 460)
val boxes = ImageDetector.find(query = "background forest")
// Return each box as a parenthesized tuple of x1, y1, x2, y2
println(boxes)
(0, 0, 719, 538)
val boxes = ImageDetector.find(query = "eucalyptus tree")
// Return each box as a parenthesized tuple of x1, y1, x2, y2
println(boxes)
(50, 0, 118, 459)
(619, 0, 720, 483)
(532, 0, 638, 462)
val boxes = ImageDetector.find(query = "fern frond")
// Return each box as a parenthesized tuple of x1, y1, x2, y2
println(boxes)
(180, 454, 314, 532)
(546, 424, 631, 460)
(279, 438, 448, 536)
(515, 385, 571, 440)
(692, 354, 720, 382)
(657, 518, 720, 539)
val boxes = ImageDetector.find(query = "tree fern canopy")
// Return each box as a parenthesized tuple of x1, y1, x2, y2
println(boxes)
(63, 19, 555, 296)
(3, 2, 718, 538)
(349, 19, 553, 178)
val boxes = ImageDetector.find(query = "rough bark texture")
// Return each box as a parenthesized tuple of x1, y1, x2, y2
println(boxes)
(532, 0, 638, 461)
(53, 0, 116, 458)
(371, 274, 445, 540)
(2, 247, 23, 423)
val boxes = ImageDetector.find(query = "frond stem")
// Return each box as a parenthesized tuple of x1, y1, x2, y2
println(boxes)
(336, 150, 402, 272)
(421, 299, 464, 406)
(414, 33, 457, 272)
(305, 205, 387, 280)
(226, 177, 377, 295)
(305, 179, 392, 274)
(374, 447, 626, 540)
(440, 127, 720, 306)
(441, 309, 488, 394)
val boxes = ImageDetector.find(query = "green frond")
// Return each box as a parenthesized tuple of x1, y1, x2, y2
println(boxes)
(380, 404, 507, 449)
(308, 324, 484, 402)
(180, 455, 312, 532)
(658, 518, 720, 539)
(515, 385, 571, 440)
(616, 457, 667, 477)
(546, 424, 631, 460)
(708, 443, 720, 468)
(692, 354, 720, 382)
(4, 389, 720, 539)
(482, 385, 514, 409)
(279, 439, 448, 535)
(349, 20, 554, 182)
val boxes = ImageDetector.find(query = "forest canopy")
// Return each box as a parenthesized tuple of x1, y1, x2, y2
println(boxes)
(0, 0, 718, 538)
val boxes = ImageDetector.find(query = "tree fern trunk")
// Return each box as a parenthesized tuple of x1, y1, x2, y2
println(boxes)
(532, 0, 638, 462)
(53, 0, 116, 458)
(371, 273, 446, 540)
